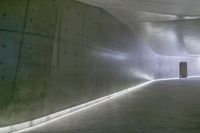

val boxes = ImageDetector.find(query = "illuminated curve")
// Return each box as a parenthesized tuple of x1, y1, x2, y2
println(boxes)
(0, 76, 200, 133)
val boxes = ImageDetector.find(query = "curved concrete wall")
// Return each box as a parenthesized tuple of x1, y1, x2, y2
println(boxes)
(0, 0, 159, 126)
(78, 0, 200, 56)
(142, 20, 200, 56)
(1, 0, 200, 128)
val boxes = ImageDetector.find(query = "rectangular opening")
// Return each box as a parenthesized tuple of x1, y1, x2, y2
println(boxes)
(179, 62, 187, 78)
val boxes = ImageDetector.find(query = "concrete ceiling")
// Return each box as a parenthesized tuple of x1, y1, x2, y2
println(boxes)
(78, 0, 200, 56)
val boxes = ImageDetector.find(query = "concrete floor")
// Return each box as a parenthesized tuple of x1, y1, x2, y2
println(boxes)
(22, 78, 200, 133)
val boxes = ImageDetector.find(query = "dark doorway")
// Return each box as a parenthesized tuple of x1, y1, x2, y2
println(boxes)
(179, 62, 187, 78)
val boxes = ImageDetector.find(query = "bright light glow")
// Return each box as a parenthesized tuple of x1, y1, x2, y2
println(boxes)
(155, 76, 200, 82)
(143, 22, 190, 55)
(96, 49, 127, 61)
(129, 68, 154, 80)
(184, 16, 200, 20)
(0, 81, 153, 133)
(99, 52, 127, 60)
(137, 12, 177, 21)
(1, 76, 200, 133)
(144, 22, 179, 54)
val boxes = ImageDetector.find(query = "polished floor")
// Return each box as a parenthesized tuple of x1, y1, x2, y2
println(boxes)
(22, 78, 200, 133)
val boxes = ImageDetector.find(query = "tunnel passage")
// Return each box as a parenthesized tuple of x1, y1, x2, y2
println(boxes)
(0, 0, 200, 132)
(0, 0, 158, 127)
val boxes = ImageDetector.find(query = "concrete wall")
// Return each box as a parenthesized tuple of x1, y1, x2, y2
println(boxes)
(0, 0, 159, 126)
(1, 0, 200, 128)
(143, 20, 200, 55)
(156, 56, 200, 78)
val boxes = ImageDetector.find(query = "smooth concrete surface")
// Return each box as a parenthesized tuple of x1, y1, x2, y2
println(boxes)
(0, 0, 158, 127)
(21, 78, 200, 133)
(142, 20, 200, 55)
(78, 0, 200, 55)
(78, 0, 200, 17)
(1, 0, 200, 131)
(156, 56, 200, 78)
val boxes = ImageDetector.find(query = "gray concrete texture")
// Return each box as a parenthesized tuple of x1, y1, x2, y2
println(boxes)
(79, 0, 200, 56)
(142, 20, 200, 55)
(22, 78, 200, 133)
(0, 0, 200, 127)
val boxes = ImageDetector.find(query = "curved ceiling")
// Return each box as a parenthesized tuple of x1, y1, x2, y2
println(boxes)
(78, 0, 200, 56)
